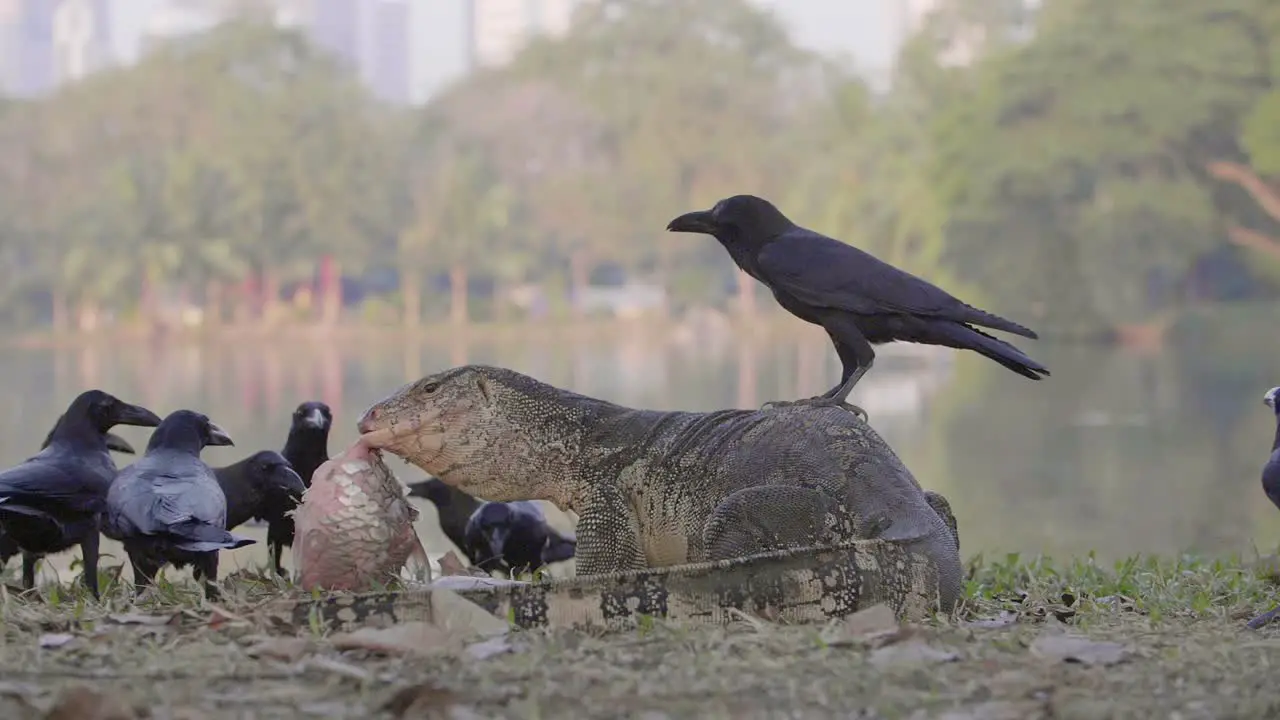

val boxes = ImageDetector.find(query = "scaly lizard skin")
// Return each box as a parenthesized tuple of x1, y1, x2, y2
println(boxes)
(256, 538, 943, 633)
(349, 364, 962, 622)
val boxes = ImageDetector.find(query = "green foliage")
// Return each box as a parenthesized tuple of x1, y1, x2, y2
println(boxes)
(967, 551, 1278, 621)
(0, 0, 1278, 332)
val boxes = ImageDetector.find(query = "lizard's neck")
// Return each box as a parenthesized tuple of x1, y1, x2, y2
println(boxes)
(438, 387, 692, 513)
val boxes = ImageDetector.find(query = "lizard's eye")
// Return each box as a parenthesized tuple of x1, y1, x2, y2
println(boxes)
(422, 382, 441, 395)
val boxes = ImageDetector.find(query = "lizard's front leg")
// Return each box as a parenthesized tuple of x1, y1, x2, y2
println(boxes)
(703, 485, 845, 561)
(573, 487, 648, 575)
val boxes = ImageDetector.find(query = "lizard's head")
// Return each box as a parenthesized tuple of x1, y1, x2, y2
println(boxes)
(356, 365, 570, 503)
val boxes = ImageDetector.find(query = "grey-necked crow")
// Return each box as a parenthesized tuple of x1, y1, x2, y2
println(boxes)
(104, 409, 251, 600)
(463, 500, 577, 577)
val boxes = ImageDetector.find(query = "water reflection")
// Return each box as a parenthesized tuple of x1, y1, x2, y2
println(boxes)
(2, 327, 1278, 585)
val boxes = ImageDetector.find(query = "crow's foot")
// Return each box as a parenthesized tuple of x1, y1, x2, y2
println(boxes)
(760, 396, 868, 421)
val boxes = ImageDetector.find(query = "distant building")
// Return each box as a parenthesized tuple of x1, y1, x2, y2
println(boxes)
(367, 0, 410, 104)
(1, 0, 112, 97)
(0, 0, 19, 94)
(309, 0, 363, 73)
(131, 0, 417, 106)
(467, 0, 591, 70)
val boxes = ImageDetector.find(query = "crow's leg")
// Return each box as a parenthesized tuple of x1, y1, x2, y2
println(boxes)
(128, 551, 162, 598)
(20, 551, 38, 592)
(763, 320, 875, 419)
(80, 531, 101, 599)
(270, 539, 286, 578)
(192, 552, 221, 601)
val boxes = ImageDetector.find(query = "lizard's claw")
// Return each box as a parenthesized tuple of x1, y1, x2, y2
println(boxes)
(760, 396, 869, 422)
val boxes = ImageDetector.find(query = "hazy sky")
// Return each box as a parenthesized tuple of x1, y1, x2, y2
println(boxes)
(418, 1, 902, 102)
(109, 1, 905, 104)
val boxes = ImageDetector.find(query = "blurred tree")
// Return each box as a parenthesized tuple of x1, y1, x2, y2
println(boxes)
(933, 0, 1277, 333)
(511, 0, 823, 316)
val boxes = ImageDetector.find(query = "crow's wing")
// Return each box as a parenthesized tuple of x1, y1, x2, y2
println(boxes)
(508, 501, 546, 523)
(756, 228, 966, 318)
(0, 457, 109, 514)
(111, 459, 227, 535)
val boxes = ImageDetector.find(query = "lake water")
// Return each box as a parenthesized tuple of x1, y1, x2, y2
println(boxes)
(2, 325, 1277, 586)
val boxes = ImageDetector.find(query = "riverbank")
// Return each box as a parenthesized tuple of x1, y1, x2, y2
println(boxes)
(3, 552, 1280, 718)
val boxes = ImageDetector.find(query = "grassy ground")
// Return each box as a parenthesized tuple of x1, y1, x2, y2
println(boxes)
(5, 553, 1280, 719)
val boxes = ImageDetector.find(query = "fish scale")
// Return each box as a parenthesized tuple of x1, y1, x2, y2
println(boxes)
(293, 442, 430, 591)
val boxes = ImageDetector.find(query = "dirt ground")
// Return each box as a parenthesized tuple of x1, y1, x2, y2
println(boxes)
(5, 556, 1280, 719)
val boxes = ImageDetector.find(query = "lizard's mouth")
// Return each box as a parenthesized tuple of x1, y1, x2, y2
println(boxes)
(358, 412, 448, 472)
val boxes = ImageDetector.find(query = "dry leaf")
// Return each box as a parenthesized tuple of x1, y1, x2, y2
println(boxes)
(382, 682, 464, 719)
(868, 639, 960, 668)
(107, 613, 176, 626)
(966, 611, 1019, 629)
(38, 633, 75, 649)
(465, 635, 515, 660)
(429, 588, 511, 639)
(330, 591, 508, 657)
(246, 637, 312, 662)
(438, 551, 470, 577)
(822, 603, 903, 647)
(430, 575, 526, 592)
(331, 621, 453, 657)
(44, 686, 137, 720)
(1029, 633, 1130, 666)
(205, 605, 249, 628)
(305, 656, 373, 681)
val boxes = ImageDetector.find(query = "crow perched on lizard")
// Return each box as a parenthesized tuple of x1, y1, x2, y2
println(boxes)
(667, 194, 1048, 410)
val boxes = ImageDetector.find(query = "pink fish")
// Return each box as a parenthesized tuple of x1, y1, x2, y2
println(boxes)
(292, 440, 430, 591)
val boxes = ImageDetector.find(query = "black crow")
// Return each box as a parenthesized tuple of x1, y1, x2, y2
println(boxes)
(406, 477, 483, 560)
(41, 414, 136, 455)
(275, 400, 332, 576)
(2, 414, 139, 575)
(463, 500, 578, 577)
(104, 410, 252, 600)
(212, 450, 306, 534)
(0, 390, 161, 598)
(1247, 387, 1280, 629)
(667, 195, 1048, 410)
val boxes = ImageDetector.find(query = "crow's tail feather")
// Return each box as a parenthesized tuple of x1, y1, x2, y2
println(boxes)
(169, 521, 257, 553)
(958, 305, 1040, 340)
(936, 323, 1050, 380)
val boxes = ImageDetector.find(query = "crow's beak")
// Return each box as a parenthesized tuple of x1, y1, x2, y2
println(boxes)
(302, 407, 327, 429)
(666, 209, 717, 234)
(273, 464, 307, 498)
(205, 421, 235, 447)
(486, 527, 510, 560)
(103, 433, 136, 455)
(110, 402, 163, 429)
